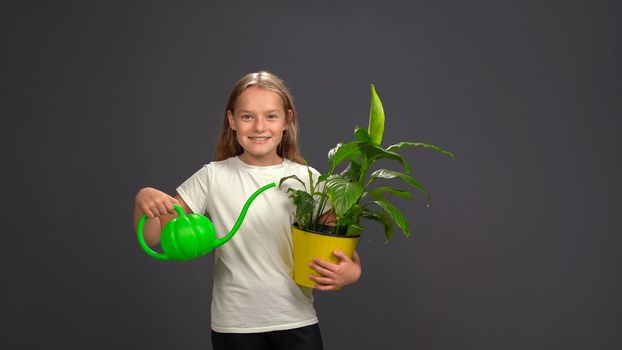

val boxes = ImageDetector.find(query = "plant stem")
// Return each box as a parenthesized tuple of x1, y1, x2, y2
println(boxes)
(314, 169, 334, 228)
(307, 165, 316, 229)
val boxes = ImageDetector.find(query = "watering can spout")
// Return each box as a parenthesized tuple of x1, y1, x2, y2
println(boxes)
(215, 182, 276, 248)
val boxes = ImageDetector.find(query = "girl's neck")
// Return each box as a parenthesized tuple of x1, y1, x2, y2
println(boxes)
(238, 152, 284, 167)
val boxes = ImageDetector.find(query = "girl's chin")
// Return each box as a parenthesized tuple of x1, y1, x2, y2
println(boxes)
(242, 143, 277, 156)
(244, 142, 274, 151)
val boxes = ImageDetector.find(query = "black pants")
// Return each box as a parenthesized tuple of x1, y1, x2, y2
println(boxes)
(211, 323, 324, 350)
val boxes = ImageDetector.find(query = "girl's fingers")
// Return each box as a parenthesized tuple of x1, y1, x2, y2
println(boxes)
(164, 201, 176, 214)
(143, 205, 158, 218)
(136, 189, 180, 217)
(156, 202, 169, 216)
(144, 208, 155, 219)
(332, 251, 350, 263)
(169, 195, 180, 205)
(166, 196, 181, 214)
(308, 274, 333, 285)
(312, 258, 336, 272)
(309, 261, 335, 278)
(312, 280, 338, 291)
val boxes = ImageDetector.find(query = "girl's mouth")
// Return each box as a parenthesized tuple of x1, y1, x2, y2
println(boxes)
(248, 136, 271, 143)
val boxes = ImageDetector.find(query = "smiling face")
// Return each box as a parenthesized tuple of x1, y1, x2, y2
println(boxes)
(227, 86, 292, 166)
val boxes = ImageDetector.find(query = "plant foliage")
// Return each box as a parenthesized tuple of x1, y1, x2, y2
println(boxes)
(280, 84, 455, 241)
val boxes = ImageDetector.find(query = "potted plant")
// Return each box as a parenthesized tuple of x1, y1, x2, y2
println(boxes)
(280, 84, 455, 288)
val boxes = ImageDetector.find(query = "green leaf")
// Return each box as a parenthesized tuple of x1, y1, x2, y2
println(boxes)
(334, 207, 361, 236)
(314, 173, 328, 194)
(291, 191, 315, 212)
(326, 175, 364, 217)
(307, 164, 315, 194)
(346, 224, 365, 236)
(367, 186, 413, 200)
(362, 143, 412, 173)
(279, 174, 306, 190)
(345, 203, 364, 222)
(340, 160, 362, 182)
(361, 209, 394, 241)
(374, 199, 411, 237)
(289, 190, 316, 226)
(336, 215, 357, 226)
(328, 142, 362, 171)
(354, 127, 372, 143)
(370, 169, 431, 206)
(368, 84, 385, 146)
(386, 141, 455, 159)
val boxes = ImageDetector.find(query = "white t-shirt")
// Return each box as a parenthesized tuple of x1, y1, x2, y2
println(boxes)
(176, 156, 321, 333)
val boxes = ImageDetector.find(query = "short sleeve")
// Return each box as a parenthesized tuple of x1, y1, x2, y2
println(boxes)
(176, 164, 212, 215)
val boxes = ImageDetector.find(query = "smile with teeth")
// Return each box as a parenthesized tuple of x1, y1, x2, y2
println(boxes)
(248, 136, 271, 143)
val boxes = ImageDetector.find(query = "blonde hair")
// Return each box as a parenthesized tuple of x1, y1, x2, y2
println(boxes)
(214, 71, 305, 164)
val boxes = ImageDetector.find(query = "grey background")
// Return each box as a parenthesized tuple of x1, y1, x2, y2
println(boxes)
(2, 1, 621, 349)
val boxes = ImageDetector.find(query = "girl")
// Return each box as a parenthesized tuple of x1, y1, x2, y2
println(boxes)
(133, 71, 361, 350)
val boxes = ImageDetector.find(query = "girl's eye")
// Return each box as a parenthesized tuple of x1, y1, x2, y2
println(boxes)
(240, 114, 253, 120)
(267, 114, 278, 120)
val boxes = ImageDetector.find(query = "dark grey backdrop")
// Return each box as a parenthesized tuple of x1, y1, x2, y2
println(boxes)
(3, 1, 621, 349)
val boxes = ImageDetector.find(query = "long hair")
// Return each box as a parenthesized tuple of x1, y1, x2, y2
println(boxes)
(214, 71, 305, 164)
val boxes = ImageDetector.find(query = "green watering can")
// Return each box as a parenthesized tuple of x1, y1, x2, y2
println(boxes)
(137, 182, 276, 261)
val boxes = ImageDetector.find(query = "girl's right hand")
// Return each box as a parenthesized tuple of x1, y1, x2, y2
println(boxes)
(135, 187, 181, 219)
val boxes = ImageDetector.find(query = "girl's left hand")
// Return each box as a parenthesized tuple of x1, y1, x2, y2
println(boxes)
(308, 251, 361, 291)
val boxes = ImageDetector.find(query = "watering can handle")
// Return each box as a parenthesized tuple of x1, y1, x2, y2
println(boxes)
(136, 205, 186, 260)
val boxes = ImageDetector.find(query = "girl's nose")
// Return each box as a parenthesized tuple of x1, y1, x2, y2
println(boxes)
(254, 117, 266, 132)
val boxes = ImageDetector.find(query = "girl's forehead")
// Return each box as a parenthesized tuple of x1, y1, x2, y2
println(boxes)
(235, 86, 284, 110)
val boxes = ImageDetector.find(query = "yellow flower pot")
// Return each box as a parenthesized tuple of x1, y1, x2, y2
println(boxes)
(292, 225, 360, 289)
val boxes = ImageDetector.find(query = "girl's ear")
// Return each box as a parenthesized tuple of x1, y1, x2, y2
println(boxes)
(227, 110, 235, 131)
(285, 109, 293, 130)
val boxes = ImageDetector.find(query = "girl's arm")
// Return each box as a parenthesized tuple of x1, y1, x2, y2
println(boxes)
(133, 188, 193, 246)
(318, 209, 336, 226)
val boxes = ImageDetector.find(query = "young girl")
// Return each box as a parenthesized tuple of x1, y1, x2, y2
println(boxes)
(133, 71, 361, 350)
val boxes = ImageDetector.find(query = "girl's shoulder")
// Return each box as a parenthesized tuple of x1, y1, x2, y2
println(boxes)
(187, 158, 234, 180)
(207, 157, 233, 168)
(206, 156, 247, 171)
